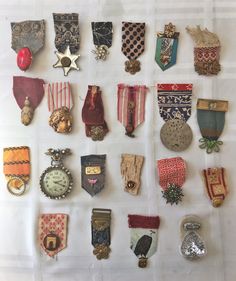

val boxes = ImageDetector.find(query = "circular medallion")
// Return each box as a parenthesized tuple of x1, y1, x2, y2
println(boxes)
(40, 166, 73, 199)
(126, 181, 136, 190)
(160, 119, 193, 152)
(43, 233, 61, 251)
(7, 177, 26, 196)
(61, 56, 71, 67)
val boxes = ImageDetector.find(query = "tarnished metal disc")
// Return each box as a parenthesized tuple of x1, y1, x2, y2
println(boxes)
(160, 119, 193, 152)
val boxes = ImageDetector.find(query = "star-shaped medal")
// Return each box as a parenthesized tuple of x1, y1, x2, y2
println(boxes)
(53, 46, 80, 76)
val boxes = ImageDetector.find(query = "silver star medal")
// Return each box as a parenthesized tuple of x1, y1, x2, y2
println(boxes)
(53, 46, 80, 76)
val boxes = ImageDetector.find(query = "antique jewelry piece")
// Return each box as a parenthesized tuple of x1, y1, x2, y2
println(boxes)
(11, 20, 45, 71)
(40, 148, 73, 199)
(91, 22, 113, 60)
(121, 22, 145, 74)
(44, 82, 73, 134)
(197, 99, 228, 153)
(202, 167, 228, 207)
(13, 76, 44, 126)
(155, 23, 179, 71)
(82, 85, 109, 141)
(186, 25, 221, 75)
(128, 215, 160, 268)
(180, 215, 207, 260)
(39, 213, 68, 257)
(3, 146, 30, 196)
(53, 13, 80, 76)
(157, 157, 186, 205)
(117, 84, 147, 137)
(91, 208, 112, 260)
(121, 154, 144, 195)
(157, 84, 193, 152)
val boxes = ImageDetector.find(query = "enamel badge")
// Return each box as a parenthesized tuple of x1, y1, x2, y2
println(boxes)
(155, 23, 179, 71)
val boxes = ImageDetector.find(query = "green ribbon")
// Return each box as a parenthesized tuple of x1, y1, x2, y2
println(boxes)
(199, 137, 223, 154)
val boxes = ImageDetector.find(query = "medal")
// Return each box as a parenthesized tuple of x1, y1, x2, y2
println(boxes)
(11, 20, 45, 71)
(3, 146, 30, 196)
(53, 13, 80, 76)
(155, 23, 179, 71)
(91, 22, 113, 60)
(40, 149, 73, 199)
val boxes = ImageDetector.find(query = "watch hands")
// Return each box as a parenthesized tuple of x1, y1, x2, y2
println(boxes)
(53, 181, 66, 187)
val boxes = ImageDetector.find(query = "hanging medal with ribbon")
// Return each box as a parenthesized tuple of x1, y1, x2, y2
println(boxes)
(117, 84, 147, 137)
(82, 85, 109, 141)
(81, 155, 106, 196)
(120, 154, 144, 195)
(91, 22, 113, 60)
(3, 146, 30, 196)
(121, 22, 145, 74)
(11, 20, 45, 71)
(186, 26, 221, 75)
(39, 213, 68, 258)
(13, 76, 44, 126)
(44, 82, 73, 134)
(157, 83, 193, 152)
(128, 215, 160, 268)
(53, 13, 80, 76)
(157, 157, 186, 205)
(202, 167, 228, 207)
(155, 23, 179, 71)
(197, 98, 228, 153)
(91, 208, 111, 260)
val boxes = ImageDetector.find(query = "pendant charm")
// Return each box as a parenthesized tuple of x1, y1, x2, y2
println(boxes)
(21, 97, 34, 126)
(17, 47, 32, 71)
(125, 60, 141, 75)
(92, 45, 109, 60)
(49, 106, 73, 134)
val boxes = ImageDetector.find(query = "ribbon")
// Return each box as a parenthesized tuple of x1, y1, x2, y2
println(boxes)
(117, 84, 147, 137)
(128, 215, 160, 268)
(197, 98, 228, 153)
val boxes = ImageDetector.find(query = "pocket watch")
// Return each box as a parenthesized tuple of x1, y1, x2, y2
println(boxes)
(40, 148, 73, 199)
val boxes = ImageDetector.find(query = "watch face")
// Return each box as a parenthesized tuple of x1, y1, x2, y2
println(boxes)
(40, 166, 73, 199)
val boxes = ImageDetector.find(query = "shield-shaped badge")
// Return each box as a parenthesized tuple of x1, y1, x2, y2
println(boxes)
(155, 23, 179, 71)
(81, 155, 106, 196)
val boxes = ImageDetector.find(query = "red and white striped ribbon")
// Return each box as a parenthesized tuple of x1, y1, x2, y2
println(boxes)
(44, 82, 73, 112)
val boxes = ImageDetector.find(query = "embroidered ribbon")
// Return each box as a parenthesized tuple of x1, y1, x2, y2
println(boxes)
(91, 22, 113, 60)
(121, 154, 144, 195)
(157, 157, 186, 205)
(39, 213, 68, 257)
(121, 22, 145, 74)
(202, 168, 228, 207)
(82, 85, 108, 141)
(91, 209, 111, 260)
(117, 84, 147, 137)
(197, 99, 228, 153)
(155, 23, 179, 71)
(128, 215, 160, 268)
(3, 146, 30, 195)
(81, 155, 106, 196)
(186, 26, 221, 75)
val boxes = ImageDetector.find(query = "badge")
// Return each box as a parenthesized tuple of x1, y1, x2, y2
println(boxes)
(81, 155, 106, 196)
(44, 82, 73, 134)
(202, 168, 228, 207)
(82, 86, 109, 141)
(121, 154, 144, 195)
(157, 157, 186, 205)
(197, 98, 228, 153)
(117, 84, 147, 137)
(121, 22, 145, 74)
(53, 13, 80, 76)
(3, 146, 30, 196)
(128, 215, 160, 268)
(13, 76, 44, 126)
(157, 83, 193, 151)
(155, 23, 179, 71)
(40, 149, 73, 199)
(91, 208, 112, 260)
(91, 22, 113, 60)
(186, 25, 221, 75)
(180, 215, 207, 260)
(39, 213, 68, 257)
(11, 20, 45, 71)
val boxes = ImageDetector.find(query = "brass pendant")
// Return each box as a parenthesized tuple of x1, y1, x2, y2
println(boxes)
(21, 96, 34, 126)
(125, 60, 141, 75)
(92, 45, 109, 60)
(49, 106, 72, 134)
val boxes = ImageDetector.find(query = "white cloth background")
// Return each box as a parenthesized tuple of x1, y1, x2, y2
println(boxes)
(0, 0, 235, 280)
